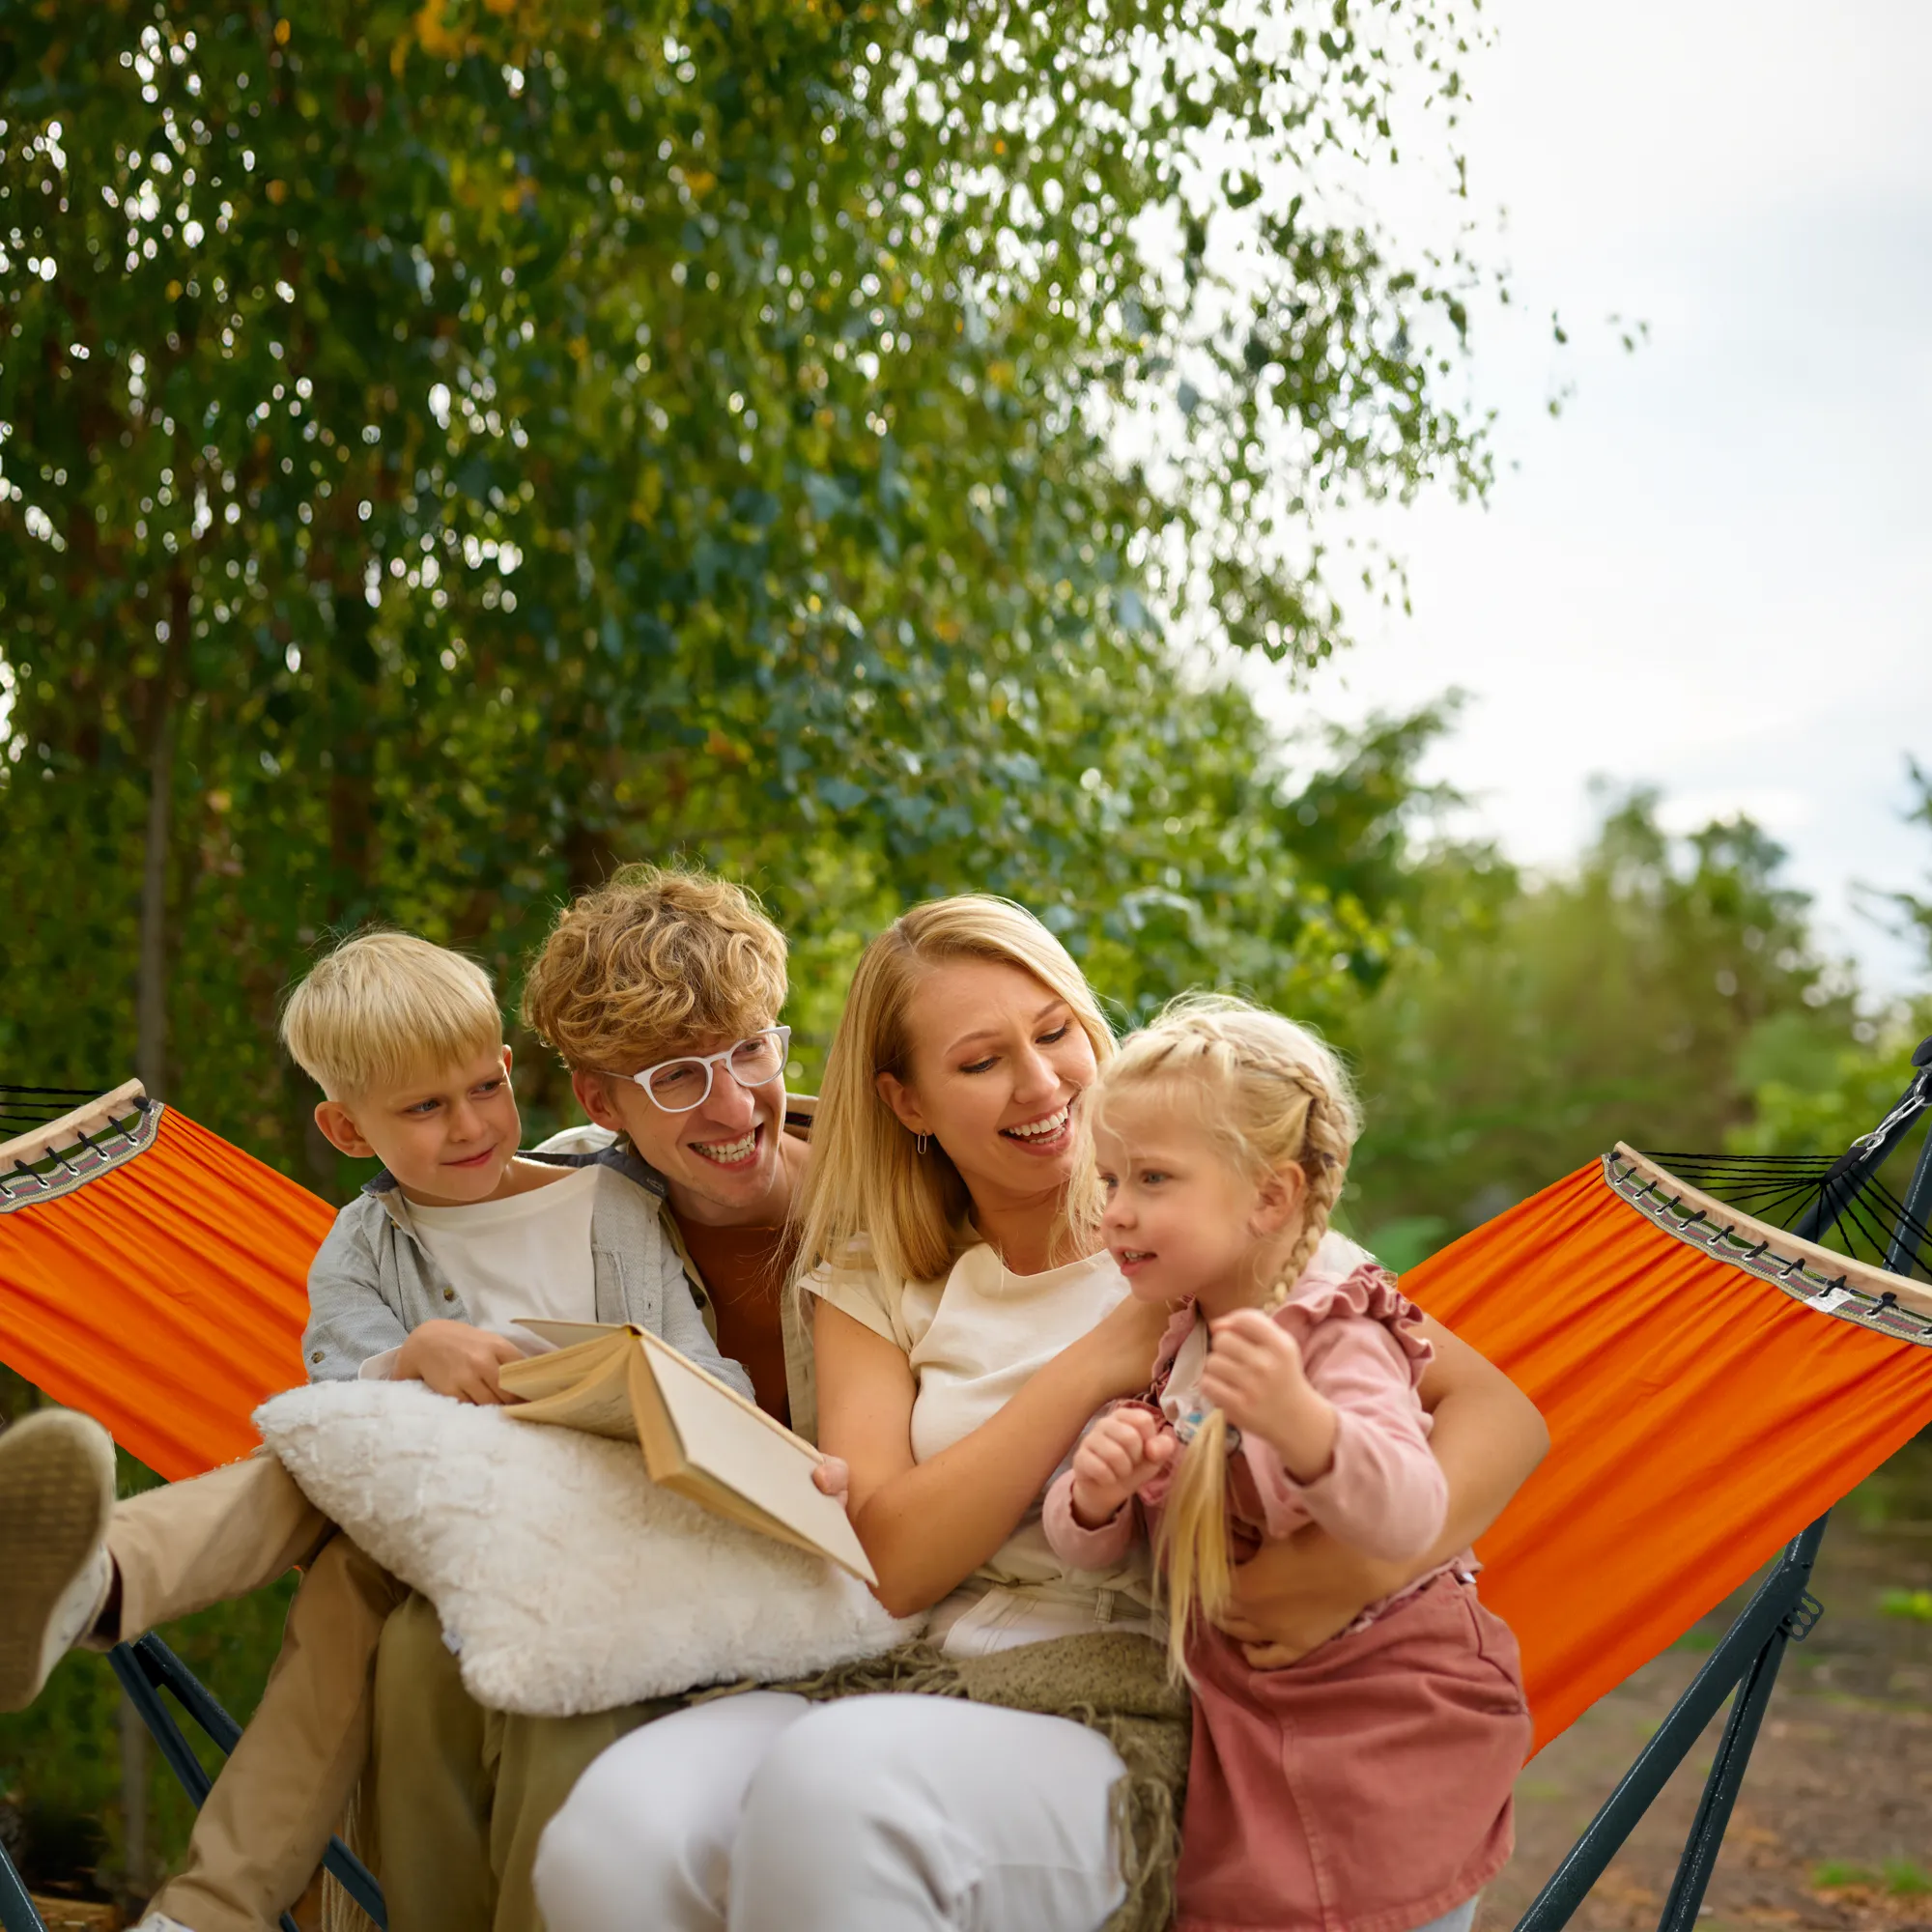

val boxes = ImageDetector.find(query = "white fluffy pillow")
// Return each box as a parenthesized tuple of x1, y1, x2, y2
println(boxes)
(255, 1378, 912, 1718)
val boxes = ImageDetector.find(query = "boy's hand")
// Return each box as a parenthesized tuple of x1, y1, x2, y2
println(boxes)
(1069, 1406, 1176, 1528)
(1203, 1310, 1337, 1482)
(395, 1321, 525, 1406)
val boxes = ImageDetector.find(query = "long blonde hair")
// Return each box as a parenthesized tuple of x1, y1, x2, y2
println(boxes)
(1074, 994, 1360, 1676)
(792, 896, 1116, 1292)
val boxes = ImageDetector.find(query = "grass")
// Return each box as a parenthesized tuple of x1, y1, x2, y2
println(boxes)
(1884, 1860, 1932, 1897)
(1810, 1860, 1932, 1895)
(1813, 1861, 1876, 1889)
(1877, 1586, 1932, 1622)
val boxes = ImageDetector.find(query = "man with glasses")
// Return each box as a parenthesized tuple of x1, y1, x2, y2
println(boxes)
(367, 865, 822, 1932)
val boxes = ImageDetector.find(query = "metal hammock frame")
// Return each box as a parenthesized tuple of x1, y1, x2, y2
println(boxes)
(2, 1044, 1930, 1932)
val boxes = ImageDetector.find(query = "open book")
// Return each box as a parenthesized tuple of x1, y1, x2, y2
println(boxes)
(498, 1321, 875, 1585)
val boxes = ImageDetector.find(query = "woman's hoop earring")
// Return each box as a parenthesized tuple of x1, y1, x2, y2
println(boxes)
(916, 1133, 929, 1155)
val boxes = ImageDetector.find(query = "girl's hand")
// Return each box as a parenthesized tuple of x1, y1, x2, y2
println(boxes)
(1077, 1293, 1173, 1406)
(1202, 1310, 1336, 1483)
(1069, 1406, 1176, 1528)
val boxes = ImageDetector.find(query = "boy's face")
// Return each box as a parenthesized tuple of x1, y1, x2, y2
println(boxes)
(315, 1044, 523, 1207)
(574, 1025, 789, 1226)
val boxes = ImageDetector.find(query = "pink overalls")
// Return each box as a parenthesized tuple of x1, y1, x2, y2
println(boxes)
(1044, 1234, 1532, 1932)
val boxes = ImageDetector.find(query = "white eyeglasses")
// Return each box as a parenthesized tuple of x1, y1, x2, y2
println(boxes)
(623, 1027, 792, 1114)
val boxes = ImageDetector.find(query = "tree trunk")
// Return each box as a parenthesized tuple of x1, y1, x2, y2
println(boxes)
(136, 687, 175, 1096)
(124, 584, 185, 1902)
(118, 1700, 150, 1903)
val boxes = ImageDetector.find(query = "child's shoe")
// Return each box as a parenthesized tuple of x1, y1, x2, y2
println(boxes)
(0, 1409, 116, 1709)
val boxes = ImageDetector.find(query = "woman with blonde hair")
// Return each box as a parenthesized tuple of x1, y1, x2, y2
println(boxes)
(534, 896, 1548, 1932)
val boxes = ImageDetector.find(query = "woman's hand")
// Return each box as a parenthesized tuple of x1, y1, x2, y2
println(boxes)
(1068, 1407, 1175, 1527)
(1217, 1523, 1407, 1666)
(1075, 1293, 1173, 1406)
(811, 1455, 852, 1507)
(1216, 1312, 1549, 1665)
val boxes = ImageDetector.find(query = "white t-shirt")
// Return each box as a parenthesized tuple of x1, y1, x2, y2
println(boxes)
(361, 1162, 601, 1378)
(805, 1239, 1159, 1656)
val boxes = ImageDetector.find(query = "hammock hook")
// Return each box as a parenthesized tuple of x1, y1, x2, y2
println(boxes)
(1843, 1067, 1932, 1164)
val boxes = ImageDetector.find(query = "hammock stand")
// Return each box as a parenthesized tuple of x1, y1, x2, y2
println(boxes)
(2, 1055, 1931, 1932)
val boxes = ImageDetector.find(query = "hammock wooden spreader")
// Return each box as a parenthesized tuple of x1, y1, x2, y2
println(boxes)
(3, 1070, 1931, 1932)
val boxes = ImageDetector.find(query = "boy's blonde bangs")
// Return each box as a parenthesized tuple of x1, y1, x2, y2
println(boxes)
(281, 931, 502, 1100)
(795, 895, 1114, 1293)
(523, 866, 787, 1073)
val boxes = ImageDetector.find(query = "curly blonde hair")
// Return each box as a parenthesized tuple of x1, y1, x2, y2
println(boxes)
(521, 866, 788, 1072)
(1074, 993, 1360, 1676)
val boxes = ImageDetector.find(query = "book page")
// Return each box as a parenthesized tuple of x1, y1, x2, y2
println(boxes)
(637, 1330, 875, 1582)
(500, 1336, 639, 1441)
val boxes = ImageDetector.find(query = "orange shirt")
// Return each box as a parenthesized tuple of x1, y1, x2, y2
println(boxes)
(670, 1212, 798, 1428)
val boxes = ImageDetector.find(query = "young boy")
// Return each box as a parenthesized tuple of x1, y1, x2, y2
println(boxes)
(0, 930, 749, 1932)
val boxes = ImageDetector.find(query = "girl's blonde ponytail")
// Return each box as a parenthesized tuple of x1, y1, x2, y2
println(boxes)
(1156, 1408, 1236, 1677)
(1091, 994, 1360, 1678)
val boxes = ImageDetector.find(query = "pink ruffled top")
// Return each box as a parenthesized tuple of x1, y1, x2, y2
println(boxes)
(1044, 1231, 1455, 1592)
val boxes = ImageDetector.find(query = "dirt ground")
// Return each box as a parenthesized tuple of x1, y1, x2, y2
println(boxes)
(1480, 1440, 1932, 1932)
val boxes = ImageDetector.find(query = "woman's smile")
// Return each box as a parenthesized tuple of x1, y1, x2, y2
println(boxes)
(1000, 1102, 1074, 1154)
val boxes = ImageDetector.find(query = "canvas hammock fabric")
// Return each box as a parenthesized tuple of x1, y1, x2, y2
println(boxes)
(4, 1087, 1932, 1749)
(0, 1084, 326, 1479)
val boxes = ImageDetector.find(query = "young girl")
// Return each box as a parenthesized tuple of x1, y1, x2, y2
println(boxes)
(1043, 995, 1532, 1932)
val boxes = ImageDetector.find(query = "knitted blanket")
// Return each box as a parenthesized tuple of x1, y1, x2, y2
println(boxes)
(744, 1631, 1189, 1932)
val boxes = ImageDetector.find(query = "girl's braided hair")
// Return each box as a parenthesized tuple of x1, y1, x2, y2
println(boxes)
(1072, 993, 1361, 1677)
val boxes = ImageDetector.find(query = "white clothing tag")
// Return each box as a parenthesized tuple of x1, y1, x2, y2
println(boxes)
(1807, 1284, 1861, 1315)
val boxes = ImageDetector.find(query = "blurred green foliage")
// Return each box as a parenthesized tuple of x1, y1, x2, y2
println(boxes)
(1343, 784, 1880, 1252)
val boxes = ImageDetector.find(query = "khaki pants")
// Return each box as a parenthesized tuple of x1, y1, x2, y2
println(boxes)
(104, 1455, 406, 1932)
(370, 1593, 670, 1932)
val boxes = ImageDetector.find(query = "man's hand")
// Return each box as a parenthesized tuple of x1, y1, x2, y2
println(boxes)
(1069, 1406, 1175, 1527)
(394, 1321, 525, 1406)
(1203, 1309, 1336, 1483)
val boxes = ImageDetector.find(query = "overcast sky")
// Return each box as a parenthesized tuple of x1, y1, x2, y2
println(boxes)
(1271, 0, 1932, 994)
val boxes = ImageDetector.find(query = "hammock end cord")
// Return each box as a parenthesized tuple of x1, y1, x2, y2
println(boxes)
(0, 1080, 156, 1207)
(1631, 1049, 1932, 1309)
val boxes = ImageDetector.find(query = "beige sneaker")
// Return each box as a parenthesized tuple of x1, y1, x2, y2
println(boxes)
(0, 1409, 116, 1710)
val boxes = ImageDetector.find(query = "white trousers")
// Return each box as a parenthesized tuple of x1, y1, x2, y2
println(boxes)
(532, 1690, 1129, 1932)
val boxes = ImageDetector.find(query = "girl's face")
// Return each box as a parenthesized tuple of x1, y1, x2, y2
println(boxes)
(1093, 1088, 1303, 1313)
(878, 955, 1099, 1210)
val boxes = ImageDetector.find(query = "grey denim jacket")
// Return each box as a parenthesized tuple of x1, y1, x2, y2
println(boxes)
(300, 1143, 753, 1403)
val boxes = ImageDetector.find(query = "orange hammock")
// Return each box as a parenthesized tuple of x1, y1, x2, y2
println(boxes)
(4, 1090, 1932, 1748)
(0, 1086, 327, 1480)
